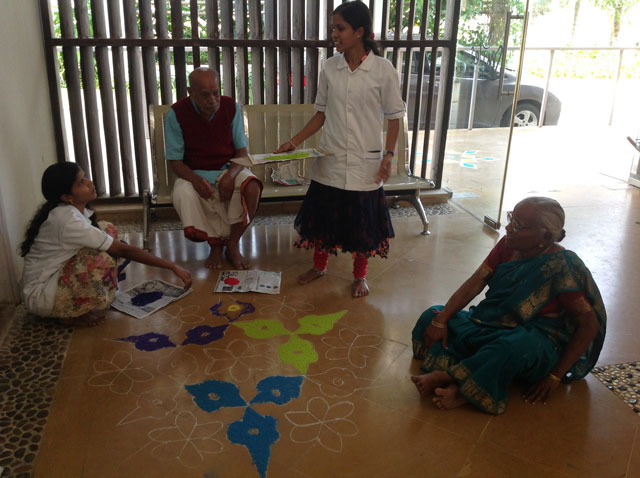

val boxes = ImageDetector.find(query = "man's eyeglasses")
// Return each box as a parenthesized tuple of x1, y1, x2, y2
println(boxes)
(506, 211, 542, 233)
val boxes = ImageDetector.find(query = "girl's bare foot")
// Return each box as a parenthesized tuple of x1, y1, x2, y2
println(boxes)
(226, 244, 251, 270)
(410, 371, 453, 397)
(205, 245, 224, 269)
(351, 278, 369, 298)
(297, 267, 326, 285)
(59, 311, 105, 327)
(433, 384, 468, 410)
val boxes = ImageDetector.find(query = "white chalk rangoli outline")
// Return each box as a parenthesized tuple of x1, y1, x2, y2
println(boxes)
(148, 410, 224, 467)
(203, 339, 278, 382)
(305, 367, 375, 398)
(88, 350, 155, 394)
(254, 293, 315, 321)
(321, 328, 383, 368)
(284, 397, 358, 452)
(157, 304, 206, 333)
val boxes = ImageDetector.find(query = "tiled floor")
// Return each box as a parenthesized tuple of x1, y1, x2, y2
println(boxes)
(2, 173, 640, 477)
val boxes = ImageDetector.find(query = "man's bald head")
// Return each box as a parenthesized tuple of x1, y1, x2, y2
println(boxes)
(187, 67, 221, 118)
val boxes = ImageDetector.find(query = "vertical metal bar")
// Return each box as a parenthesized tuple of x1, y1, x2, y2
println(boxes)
(609, 48, 624, 126)
(264, 0, 277, 103)
(220, 0, 235, 98)
(249, 0, 264, 105)
(58, 0, 90, 173)
(235, 0, 249, 104)
(107, 0, 135, 195)
(140, 0, 159, 105)
(401, 0, 416, 102)
(205, 0, 221, 74)
(391, 0, 404, 67)
(278, 0, 291, 104)
(430, 0, 459, 188)
(40, 0, 68, 163)
(156, 0, 173, 105)
(539, 48, 555, 127)
(123, 0, 151, 194)
(91, 0, 123, 196)
(305, 0, 320, 105)
(326, 0, 334, 58)
(191, 0, 201, 68)
(171, 0, 187, 99)
(291, 0, 305, 104)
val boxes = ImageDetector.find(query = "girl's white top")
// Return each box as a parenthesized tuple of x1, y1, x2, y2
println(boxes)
(312, 52, 405, 191)
(21, 205, 114, 316)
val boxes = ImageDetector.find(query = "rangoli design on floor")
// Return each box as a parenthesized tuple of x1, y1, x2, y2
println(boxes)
(87, 299, 406, 477)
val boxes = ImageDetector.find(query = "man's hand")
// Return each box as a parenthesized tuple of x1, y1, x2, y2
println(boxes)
(192, 175, 215, 199)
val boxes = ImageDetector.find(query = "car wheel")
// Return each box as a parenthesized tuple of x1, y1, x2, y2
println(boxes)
(501, 102, 541, 127)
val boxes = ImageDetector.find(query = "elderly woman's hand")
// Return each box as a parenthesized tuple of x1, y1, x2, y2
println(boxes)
(423, 312, 449, 350)
(523, 375, 561, 404)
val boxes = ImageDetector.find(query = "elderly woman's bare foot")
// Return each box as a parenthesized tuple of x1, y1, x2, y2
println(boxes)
(59, 311, 105, 327)
(411, 371, 452, 397)
(205, 245, 224, 269)
(433, 384, 467, 410)
(226, 245, 251, 270)
(351, 278, 369, 298)
(297, 267, 326, 285)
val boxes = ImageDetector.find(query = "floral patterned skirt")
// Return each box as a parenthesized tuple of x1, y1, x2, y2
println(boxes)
(49, 221, 119, 319)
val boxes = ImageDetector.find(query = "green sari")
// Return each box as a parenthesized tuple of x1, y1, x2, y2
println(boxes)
(412, 250, 606, 414)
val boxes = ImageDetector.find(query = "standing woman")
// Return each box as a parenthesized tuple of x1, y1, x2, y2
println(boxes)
(20, 162, 192, 326)
(276, 0, 405, 297)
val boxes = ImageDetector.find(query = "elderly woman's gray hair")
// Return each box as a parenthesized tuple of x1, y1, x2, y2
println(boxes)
(521, 197, 566, 242)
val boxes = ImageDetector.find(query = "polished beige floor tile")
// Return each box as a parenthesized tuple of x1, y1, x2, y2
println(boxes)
(30, 184, 640, 478)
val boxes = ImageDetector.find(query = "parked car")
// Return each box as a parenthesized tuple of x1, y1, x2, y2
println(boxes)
(403, 49, 562, 129)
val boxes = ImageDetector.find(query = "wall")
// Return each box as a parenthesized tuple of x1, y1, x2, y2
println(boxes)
(0, 1, 57, 303)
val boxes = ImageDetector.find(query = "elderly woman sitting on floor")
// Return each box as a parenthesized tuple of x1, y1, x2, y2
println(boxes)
(411, 197, 606, 414)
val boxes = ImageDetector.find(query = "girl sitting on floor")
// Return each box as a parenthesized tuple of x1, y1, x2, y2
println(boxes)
(20, 162, 192, 326)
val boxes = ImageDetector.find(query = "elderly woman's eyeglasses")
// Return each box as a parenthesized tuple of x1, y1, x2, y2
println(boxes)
(506, 211, 542, 232)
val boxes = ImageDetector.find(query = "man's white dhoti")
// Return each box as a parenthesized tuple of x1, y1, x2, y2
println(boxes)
(172, 168, 259, 242)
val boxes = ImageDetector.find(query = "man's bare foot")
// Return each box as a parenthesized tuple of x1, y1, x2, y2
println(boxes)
(297, 267, 326, 285)
(351, 278, 369, 298)
(59, 311, 105, 327)
(433, 384, 468, 410)
(410, 371, 452, 397)
(226, 244, 251, 270)
(205, 245, 224, 269)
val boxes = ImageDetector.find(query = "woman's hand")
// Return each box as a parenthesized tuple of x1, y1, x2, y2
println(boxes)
(523, 375, 561, 404)
(423, 312, 449, 350)
(375, 154, 393, 183)
(172, 265, 192, 289)
(275, 139, 297, 154)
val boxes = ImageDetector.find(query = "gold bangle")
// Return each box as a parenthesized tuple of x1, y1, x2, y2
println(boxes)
(548, 372, 562, 382)
(288, 139, 297, 150)
(430, 320, 446, 329)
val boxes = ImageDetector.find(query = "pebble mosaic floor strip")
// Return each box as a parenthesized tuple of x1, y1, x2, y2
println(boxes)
(0, 307, 73, 478)
(591, 362, 640, 414)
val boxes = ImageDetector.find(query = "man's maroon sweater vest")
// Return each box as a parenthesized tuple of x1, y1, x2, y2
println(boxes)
(171, 96, 236, 171)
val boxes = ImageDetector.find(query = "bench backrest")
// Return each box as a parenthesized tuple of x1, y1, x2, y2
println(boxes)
(148, 103, 411, 202)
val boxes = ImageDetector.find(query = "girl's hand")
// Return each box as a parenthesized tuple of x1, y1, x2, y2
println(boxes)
(375, 154, 393, 183)
(523, 376, 561, 404)
(172, 265, 192, 289)
(275, 139, 297, 154)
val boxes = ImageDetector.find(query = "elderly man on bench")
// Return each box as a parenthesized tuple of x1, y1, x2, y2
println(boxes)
(164, 67, 263, 270)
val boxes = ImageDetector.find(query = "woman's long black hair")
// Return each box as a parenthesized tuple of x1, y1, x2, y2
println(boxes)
(332, 1, 379, 56)
(20, 162, 82, 257)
